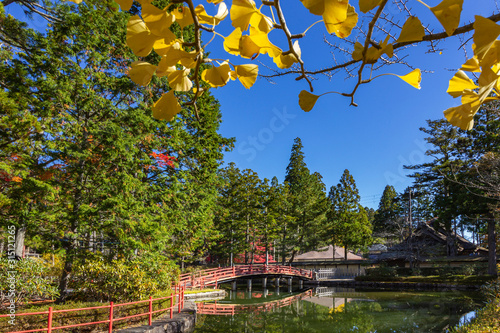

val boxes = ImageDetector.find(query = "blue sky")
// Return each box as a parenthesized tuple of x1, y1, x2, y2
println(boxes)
(201, 0, 498, 208)
(5, 0, 497, 208)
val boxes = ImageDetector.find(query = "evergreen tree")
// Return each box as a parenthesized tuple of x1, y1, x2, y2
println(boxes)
(373, 185, 399, 233)
(283, 138, 328, 264)
(327, 169, 372, 259)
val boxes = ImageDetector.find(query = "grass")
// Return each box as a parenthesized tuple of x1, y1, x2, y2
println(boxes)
(355, 275, 496, 285)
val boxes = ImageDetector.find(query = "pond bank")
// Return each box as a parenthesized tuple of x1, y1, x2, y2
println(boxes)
(117, 290, 226, 333)
(307, 279, 482, 290)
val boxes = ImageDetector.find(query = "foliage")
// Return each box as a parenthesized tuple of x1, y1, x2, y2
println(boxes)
(70, 254, 178, 302)
(0, 258, 59, 307)
(326, 169, 372, 258)
(61, 0, 500, 132)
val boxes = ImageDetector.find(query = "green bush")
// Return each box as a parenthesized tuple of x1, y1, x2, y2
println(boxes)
(0, 258, 59, 307)
(365, 265, 397, 278)
(69, 254, 179, 302)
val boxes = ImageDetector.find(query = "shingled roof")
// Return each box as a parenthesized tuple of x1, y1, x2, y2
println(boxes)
(294, 245, 365, 261)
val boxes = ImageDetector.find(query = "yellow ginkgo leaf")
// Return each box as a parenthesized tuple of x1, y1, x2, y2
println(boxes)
(224, 28, 242, 55)
(362, 36, 393, 63)
(201, 63, 231, 87)
(127, 15, 157, 57)
(152, 91, 182, 121)
(298, 90, 320, 112)
(248, 11, 273, 33)
(153, 38, 177, 56)
(460, 57, 480, 72)
(430, 0, 463, 36)
(172, 7, 194, 29)
(358, 0, 383, 13)
(195, 3, 228, 26)
(333, 5, 358, 38)
(352, 42, 363, 61)
(114, 0, 133, 11)
(397, 16, 425, 43)
(273, 41, 300, 69)
(168, 69, 192, 91)
(241, 27, 281, 59)
(66, 0, 82, 3)
(447, 70, 478, 97)
(142, 3, 175, 38)
(207, 0, 224, 3)
(231, 0, 258, 30)
(157, 57, 176, 77)
(163, 44, 197, 67)
(478, 67, 500, 101)
(234, 64, 259, 88)
(473, 16, 500, 61)
(300, 0, 324, 15)
(443, 102, 478, 130)
(322, 0, 349, 33)
(395, 68, 422, 89)
(477, 40, 500, 70)
(129, 61, 157, 86)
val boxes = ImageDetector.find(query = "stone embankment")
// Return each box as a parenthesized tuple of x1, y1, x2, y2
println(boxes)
(117, 290, 226, 333)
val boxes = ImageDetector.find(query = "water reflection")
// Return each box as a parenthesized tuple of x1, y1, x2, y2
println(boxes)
(194, 286, 484, 333)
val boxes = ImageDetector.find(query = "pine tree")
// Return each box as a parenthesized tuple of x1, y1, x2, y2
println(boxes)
(373, 185, 400, 235)
(327, 169, 372, 260)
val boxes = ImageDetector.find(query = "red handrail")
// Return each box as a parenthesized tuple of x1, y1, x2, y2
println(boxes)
(1, 286, 185, 333)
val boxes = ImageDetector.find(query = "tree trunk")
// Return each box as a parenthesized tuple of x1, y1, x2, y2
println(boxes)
(487, 218, 498, 276)
(14, 225, 26, 259)
(57, 239, 77, 303)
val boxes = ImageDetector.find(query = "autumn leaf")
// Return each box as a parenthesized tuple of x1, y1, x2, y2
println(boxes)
(273, 41, 301, 69)
(230, 0, 272, 33)
(172, 7, 194, 29)
(195, 3, 228, 26)
(129, 61, 157, 86)
(127, 15, 157, 57)
(395, 68, 422, 89)
(168, 69, 192, 91)
(152, 91, 182, 121)
(473, 16, 500, 61)
(298, 90, 320, 112)
(397, 17, 425, 43)
(224, 28, 242, 55)
(114, 0, 133, 11)
(142, 3, 175, 38)
(333, 5, 358, 38)
(201, 63, 231, 87)
(430, 0, 463, 36)
(447, 70, 478, 98)
(460, 57, 480, 72)
(358, 0, 383, 13)
(443, 103, 477, 130)
(234, 64, 259, 88)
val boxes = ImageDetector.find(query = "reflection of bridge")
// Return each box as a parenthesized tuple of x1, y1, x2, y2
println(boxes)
(179, 265, 313, 289)
(197, 290, 314, 315)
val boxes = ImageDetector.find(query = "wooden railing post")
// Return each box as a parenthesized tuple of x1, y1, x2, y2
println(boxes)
(108, 302, 114, 333)
(182, 286, 185, 309)
(47, 307, 53, 333)
(148, 296, 153, 325)
(170, 294, 174, 319)
(178, 288, 182, 313)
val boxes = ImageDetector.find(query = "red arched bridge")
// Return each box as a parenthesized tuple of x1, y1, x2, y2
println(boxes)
(179, 264, 313, 289)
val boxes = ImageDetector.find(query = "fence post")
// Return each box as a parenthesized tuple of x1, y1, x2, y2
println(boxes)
(148, 296, 153, 325)
(47, 307, 53, 333)
(182, 286, 185, 309)
(108, 302, 114, 333)
(170, 294, 174, 319)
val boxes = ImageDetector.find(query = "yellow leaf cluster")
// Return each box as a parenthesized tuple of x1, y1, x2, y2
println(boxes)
(301, 0, 357, 37)
(352, 36, 393, 64)
(443, 16, 500, 130)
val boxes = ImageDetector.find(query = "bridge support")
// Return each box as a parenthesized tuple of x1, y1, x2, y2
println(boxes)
(287, 277, 293, 286)
(275, 277, 280, 287)
(262, 277, 267, 288)
(299, 280, 303, 289)
(231, 280, 237, 291)
(247, 279, 252, 291)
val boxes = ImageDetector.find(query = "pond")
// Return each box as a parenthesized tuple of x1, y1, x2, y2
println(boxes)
(193, 285, 485, 333)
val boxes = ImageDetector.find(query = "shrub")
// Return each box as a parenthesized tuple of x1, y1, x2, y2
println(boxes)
(69, 253, 179, 302)
(0, 258, 59, 307)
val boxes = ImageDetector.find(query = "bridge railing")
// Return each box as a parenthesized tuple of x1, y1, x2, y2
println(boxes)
(179, 265, 313, 289)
